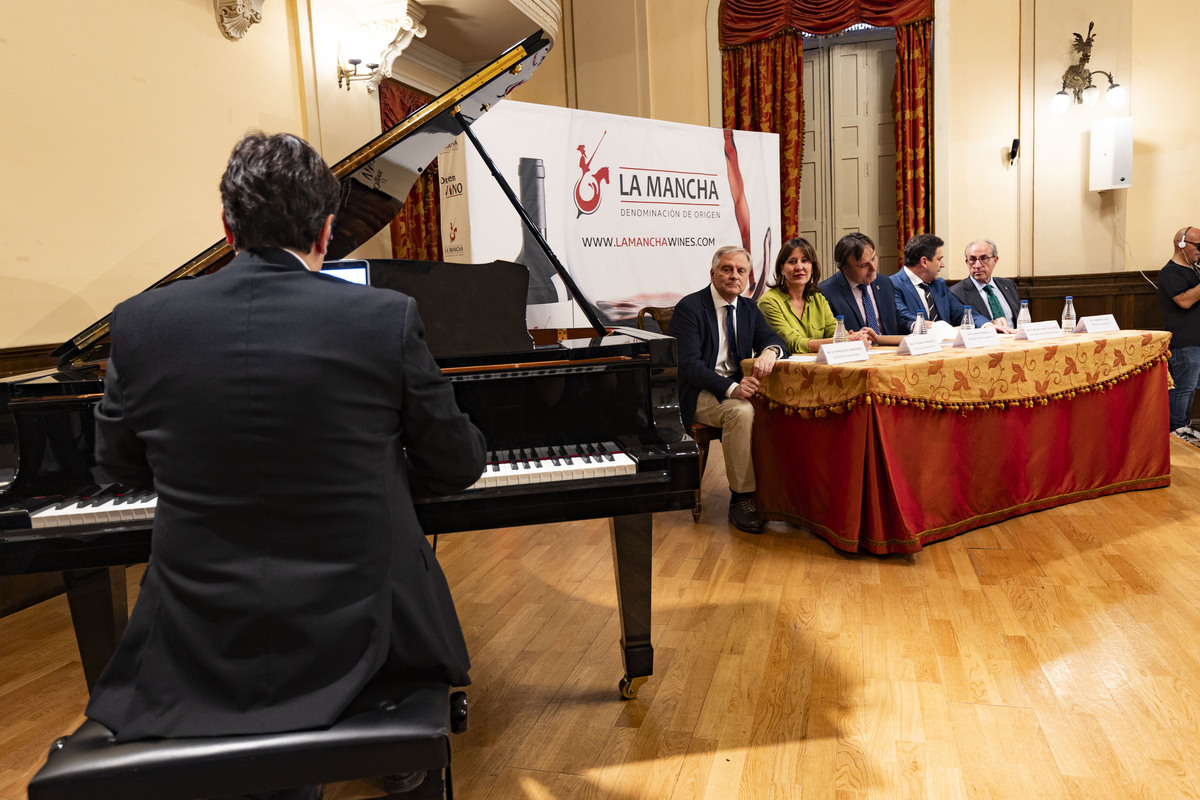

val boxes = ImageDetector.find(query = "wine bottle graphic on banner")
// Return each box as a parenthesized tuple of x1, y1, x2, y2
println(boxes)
(515, 157, 560, 305)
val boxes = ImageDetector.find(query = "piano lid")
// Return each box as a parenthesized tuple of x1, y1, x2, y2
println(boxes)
(54, 30, 554, 369)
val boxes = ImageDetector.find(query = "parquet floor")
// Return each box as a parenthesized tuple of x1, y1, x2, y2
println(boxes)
(4, 439, 1200, 799)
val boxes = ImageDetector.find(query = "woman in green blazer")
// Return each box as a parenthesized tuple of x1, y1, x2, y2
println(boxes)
(758, 238, 872, 353)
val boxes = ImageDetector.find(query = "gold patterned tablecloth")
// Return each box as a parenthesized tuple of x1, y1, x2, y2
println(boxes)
(751, 330, 1171, 415)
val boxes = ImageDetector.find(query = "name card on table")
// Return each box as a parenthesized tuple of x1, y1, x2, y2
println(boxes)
(1013, 321, 1064, 341)
(897, 333, 943, 356)
(952, 326, 1003, 349)
(1074, 314, 1120, 333)
(814, 340, 871, 365)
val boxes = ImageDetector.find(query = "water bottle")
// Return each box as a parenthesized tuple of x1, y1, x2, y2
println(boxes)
(832, 316, 848, 343)
(1061, 296, 1076, 334)
(960, 306, 974, 329)
(914, 311, 926, 335)
(1016, 300, 1032, 328)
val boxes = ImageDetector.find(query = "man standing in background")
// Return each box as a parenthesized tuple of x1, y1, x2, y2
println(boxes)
(1158, 226, 1200, 444)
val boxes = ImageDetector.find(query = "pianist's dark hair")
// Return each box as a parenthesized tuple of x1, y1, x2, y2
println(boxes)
(220, 132, 340, 252)
(769, 238, 821, 299)
(832, 232, 876, 272)
(902, 233, 945, 267)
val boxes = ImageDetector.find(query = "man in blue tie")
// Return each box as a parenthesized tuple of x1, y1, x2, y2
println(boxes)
(818, 232, 902, 337)
(672, 246, 788, 533)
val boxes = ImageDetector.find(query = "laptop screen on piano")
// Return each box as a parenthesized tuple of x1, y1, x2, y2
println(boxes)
(320, 259, 369, 285)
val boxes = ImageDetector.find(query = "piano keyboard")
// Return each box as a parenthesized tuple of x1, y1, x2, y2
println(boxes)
(468, 442, 636, 490)
(0, 442, 637, 532)
(0, 487, 158, 531)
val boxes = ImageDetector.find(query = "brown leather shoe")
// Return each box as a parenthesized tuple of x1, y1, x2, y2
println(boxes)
(728, 497, 764, 534)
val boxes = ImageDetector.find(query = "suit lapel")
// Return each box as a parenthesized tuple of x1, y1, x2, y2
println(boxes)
(700, 289, 719, 359)
(898, 272, 920, 315)
(1000, 280, 1020, 321)
(932, 282, 952, 322)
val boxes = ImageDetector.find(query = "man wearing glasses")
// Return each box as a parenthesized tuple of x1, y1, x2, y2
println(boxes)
(1157, 226, 1200, 444)
(950, 239, 1019, 331)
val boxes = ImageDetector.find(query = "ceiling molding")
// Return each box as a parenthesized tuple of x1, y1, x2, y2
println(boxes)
(508, 0, 562, 42)
(388, 38, 467, 95)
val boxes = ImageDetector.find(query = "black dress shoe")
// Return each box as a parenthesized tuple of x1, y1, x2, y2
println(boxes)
(728, 497, 764, 534)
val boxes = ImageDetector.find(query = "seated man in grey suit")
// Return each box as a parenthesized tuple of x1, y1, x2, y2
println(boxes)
(818, 232, 902, 337)
(893, 233, 986, 331)
(949, 239, 1019, 331)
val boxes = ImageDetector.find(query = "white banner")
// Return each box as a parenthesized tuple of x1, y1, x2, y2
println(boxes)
(437, 137, 471, 263)
(439, 101, 781, 329)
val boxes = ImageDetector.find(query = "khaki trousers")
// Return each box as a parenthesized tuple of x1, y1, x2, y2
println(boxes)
(693, 389, 756, 494)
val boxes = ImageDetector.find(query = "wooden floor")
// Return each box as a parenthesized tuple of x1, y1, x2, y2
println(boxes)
(4, 439, 1200, 800)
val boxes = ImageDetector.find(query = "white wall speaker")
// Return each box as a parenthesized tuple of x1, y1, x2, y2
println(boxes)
(1089, 117, 1133, 191)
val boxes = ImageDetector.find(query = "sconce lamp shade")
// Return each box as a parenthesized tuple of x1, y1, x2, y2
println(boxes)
(1052, 91, 1071, 115)
(1082, 84, 1100, 107)
(1106, 83, 1127, 108)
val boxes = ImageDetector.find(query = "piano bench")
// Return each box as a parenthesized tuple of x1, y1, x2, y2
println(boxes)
(28, 682, 468, 800)
(690, 423, 723, 522)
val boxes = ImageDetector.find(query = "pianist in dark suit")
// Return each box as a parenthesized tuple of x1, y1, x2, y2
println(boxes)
(817, 232, 901, 337)
(84, 133, 486, 792)
(673, 245, 787, 534)
(949, 239, 1020, 330)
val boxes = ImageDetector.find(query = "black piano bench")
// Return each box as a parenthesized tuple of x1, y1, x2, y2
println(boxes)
(28, 681, 468, 800)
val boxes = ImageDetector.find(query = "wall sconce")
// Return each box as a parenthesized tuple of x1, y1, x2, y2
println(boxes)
(336, 0, 428, 93)
(1052, 22, 1126, 114)
(337, 58, 380, 90)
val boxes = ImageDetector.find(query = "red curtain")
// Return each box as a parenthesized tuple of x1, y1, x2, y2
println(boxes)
(378, 79, 442, 261)
(892, 19, 932, 253)
(720, 0, 932, 44)
(721, 31, 804, 243)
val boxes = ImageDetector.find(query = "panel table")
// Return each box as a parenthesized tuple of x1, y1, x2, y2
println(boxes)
(749, 331, 1172, 554)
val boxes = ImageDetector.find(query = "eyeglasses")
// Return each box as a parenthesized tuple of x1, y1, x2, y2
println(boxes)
(966, 255, 994, 264)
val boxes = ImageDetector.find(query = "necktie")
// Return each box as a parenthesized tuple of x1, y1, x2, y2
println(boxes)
(857, 284, 880, 334)
(983, 284, 1005, 322)
(918, 282, 940, 321)
(725, 303, 739, 371)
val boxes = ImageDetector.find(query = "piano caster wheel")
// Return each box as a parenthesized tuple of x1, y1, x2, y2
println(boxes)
(691, 505, 701, 522)
(619, 675, 647, 700)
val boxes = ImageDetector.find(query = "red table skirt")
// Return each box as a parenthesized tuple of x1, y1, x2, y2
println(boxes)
(751, 360, 1171, 554)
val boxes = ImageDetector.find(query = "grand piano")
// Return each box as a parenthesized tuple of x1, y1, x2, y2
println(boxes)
(0, 31, 698, 700)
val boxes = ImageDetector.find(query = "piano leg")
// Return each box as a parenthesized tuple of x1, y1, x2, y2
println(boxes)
(62, 566, 128, 692)
(609, 513, 653, 699)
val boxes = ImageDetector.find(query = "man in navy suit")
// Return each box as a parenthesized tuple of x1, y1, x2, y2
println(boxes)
(950, 239, 1020, 330)
(86, 133, 486, 800)
(672, 245, 787, 533)
(893, 233, 986, 332)
(818, 232, 901, 337)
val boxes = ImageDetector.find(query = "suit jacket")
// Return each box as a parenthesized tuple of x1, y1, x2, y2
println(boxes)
(673, 285, 787, 429)
(817, 271, 903, 336)
(950, 275, 1021, 327)
(85, 247, 486, 742)
(893, 270, 984, 330)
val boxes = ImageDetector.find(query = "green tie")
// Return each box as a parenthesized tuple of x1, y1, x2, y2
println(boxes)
(983, 284, 1005, 321)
